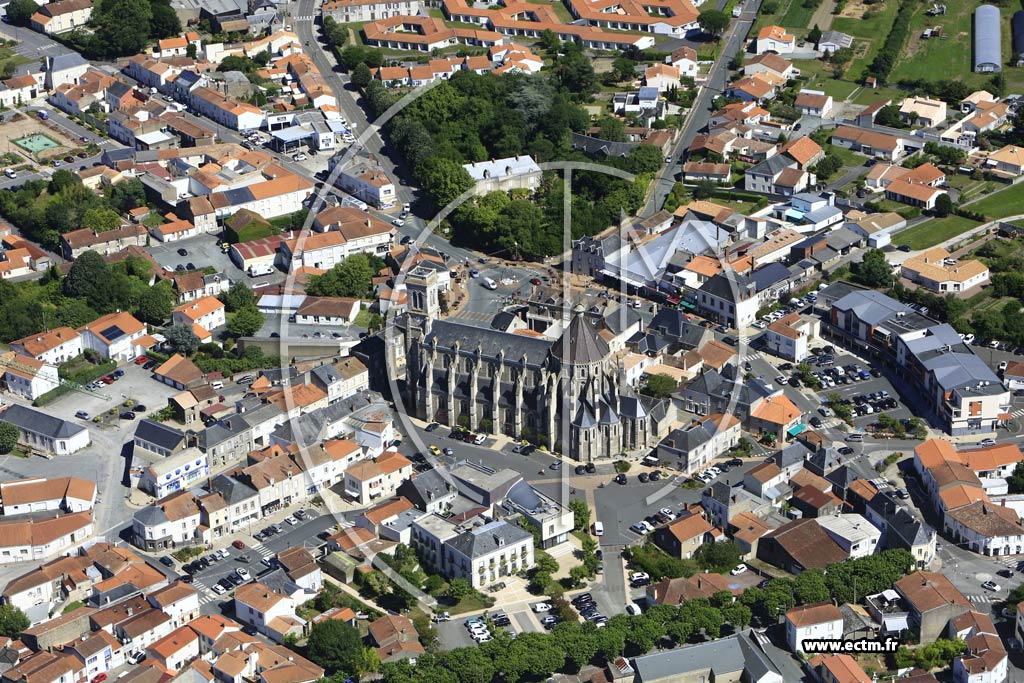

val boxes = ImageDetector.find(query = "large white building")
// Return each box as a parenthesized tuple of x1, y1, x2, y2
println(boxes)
(0, 404, 90, 455)
(10, 327, 82, 365)
(322, 0, 422, 23)
(463, 156, 542, 195)
(412, 516, 535, 589)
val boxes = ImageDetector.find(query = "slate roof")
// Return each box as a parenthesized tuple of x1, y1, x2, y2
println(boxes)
(133, 419, 185, 452)
(446, 520, 532, 559)
(632, 631, 779, 681)
(421, 317, 552, 366)
(0, 404, 87, 440)
(550, 315, 609, 365)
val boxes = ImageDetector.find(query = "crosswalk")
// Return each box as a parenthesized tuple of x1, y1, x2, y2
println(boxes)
(742, 351, 762, 362)
(966, 594, 995, 604)
(290, 14, 315, 20)
(1010, 408, 1024, 419)
(451, 310, 493, 323)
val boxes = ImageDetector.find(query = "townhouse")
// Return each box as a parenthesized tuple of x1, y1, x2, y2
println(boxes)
(412, 517, 535, 589)
(0, 511, 95, 564)
(294, 296, 361, 326)
(330, 158, 396, 209)
(895, 571, 972, 643)
(1, 353, 59, 401)
(1, 554, 95, 614)
(0, 477, 95, 516)
(0, 404, 90, 455)
(189, 87, 264, 131)
(233, 583, 302, 642)
(655, 413, 740, 474)
(60, 224, 148, 260)
(463, 155, 543, 195)
(785, 602, 843, 654)
(344, 450, 412, 505)
(764, 313, 819, 361)
(172, 296, 227, 336)
(650, 508, 714, 559)
(280, 211, 393, 270)
(131, 491, 203, 551)
(321, 0, 422, 24)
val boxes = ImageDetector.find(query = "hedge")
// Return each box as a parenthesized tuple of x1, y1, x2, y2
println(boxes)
(34, 360, 116, 407)
(867, 0, 914, 83)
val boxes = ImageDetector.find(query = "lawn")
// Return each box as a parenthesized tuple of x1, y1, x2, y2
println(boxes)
(62, 601, 85, 614)
(524, 0, 574, 23)
(891, 215, 982, 250)
(851, 85, 905, 106)
(779, 0, 814, 29)
(832, 0, 900, 79)
(888, 0, 977, 86)
(817, 78, 859, 101)
(966, 183, 1024, 221)
(825, 143, 865, 167)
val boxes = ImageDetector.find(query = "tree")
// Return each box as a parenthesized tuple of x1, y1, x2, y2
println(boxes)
(642, 373, 677, 399)
(417, 157, 475, 209)
(81, 207, 122, 233)
(1009, 461, 1024, 494)
(165, 323, 200, 356)
(221, 281, 256, 312)
(445, 578, 474, 600)
(5, 0, 38, 26)
(227, 306, 265, 338)
(692, 179, 717, 200)
(597, 116, 626, 142)
(91, 0, 153, 58)
(552, 46, 598, 98)
(150, 0, 182, 38)
(538, 29, 561, 53)
(875, 105, 905, 129)
(934, 193, 954, 217)
(135, 283, 174, 324)
(307, 253, 384, 299)
(0, 605, 27, 638)
(63, 251, 111, 310)
(352, 63, 372, 89)
(307, 620, 366, 676)
(0, 422, 17, 455)
(850, 248, 893, 289)
(694, 540, 742, 573)
(807, 24, 822, 44)
(792, 568, 829, 605)
(568, 498, 590, 531)
(697, 9, 730, 36)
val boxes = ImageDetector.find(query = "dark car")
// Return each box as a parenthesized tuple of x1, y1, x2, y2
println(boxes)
(575, 465, 586, 475)
(159, 556, 175, 567)
(810, 416, 823, 428)
(143, 360, 157, 370)
(425, 422, 440, 432)
(77, 151, 88, 158)
(649, 470, 661, 482)
(998, 568, 1015, 578)
(638, 472, 650, 483)
(585, 462, 596, 473)
(838, 446, 854, 456)
(177, 248, 188, 256)
(120, 412, 136, 420)
(132, 404, 147, 412)
(180, 574, 193, 583)
(870, 368, 882, 377)
(63, 156, 74, 163)
(898, 245, 912, 252)
(727, 458, 743, 467)
(186, 262, 195, 271)
(198, 557, 210, 569)
(530, 277, 542, 286)
(788, 377, 801, 388)
(615, 473, 627, 485)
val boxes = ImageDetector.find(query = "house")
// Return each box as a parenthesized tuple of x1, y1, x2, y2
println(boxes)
(900, 96, 947, 127)
(743, 53, 795, 80)
(0, 404, 90, 455)
(901, 247, 989, 293)
(748, 394, 802, 439)
(810, 655, 872, 683)
(728, 512, 776, 559)
(818, 31, 853, 53)
(845, 211, 906, 248)
(764, 313, 819, 361)
(726, 76, 776, 103)
(665, 46, 698, 78)
(30, 0, 93, 34)
(462, 156, 542, 195)
(368, 614, 425, 664)
(60, 224, 147, 259)
(233, 583, 299, 641)
(884, 179, 947, 210)
(276, 546, 322, 593)
(656, 413, 740, 475)
(10, 327, 82, 365)
(794, 91, 833, 118)
(785, 602, 843, 654)
(647, 572, 744, 606)
(951, 611, 1007, 683)
(0, 476, 95, 516)
(815, 513, 881, 559)
(139, 449, 209, 499)
(0, 511, 95, 563)
(331, 158, 396, 209)
(651, 509, 714, 559)
(343, 451, 412, 504)
(147, 581, 200, 628)
(131, 491, 203, 551)
(831, 126, 904, 161)
(756, 25, 795, 54)
(745, 154, 813, 197)
(172, 296, 226, 335)
(757, 518, 846, 573)
(645, 64, 681, 92)
(146, 625, 200, 674)
(895, 571, 972, 643)
(1, 353, 59, 401)
(412, 516, 535, 590)
(632, 631, 783, 683)
(867, 162, 946, 194)
(294, 297, 360, 326)
(695, 271, 760, 328)
(944, 500, 1024, 557)
(310, 357, 369, 403)
(152, 354, 205, 391)
(984, 145, 1024, 176)
(78, 311, 151, 361)
(682, 162, 731, 184)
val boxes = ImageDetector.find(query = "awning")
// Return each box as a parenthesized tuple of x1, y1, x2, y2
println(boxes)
(882, 615, 909, 633)
(787, 423, 807, 437)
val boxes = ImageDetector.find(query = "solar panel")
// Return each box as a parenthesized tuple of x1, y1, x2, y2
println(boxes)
(99, 325, 126, 342)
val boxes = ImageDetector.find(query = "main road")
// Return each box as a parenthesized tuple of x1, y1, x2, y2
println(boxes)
(640, 0, 762, 217)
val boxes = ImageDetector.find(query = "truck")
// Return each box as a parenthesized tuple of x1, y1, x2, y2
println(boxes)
(248, 263, 276, 277)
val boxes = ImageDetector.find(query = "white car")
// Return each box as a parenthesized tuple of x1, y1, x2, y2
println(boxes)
(211, 583, 226, 595)
(532, 602, 553, 613)
(236, 568, 250, 580)
(472, 632, 493, 643)
(468, 624, 489, 635)
(284, 516, 297, 525)
(659, 507, 674, 517)
(473, 434, 486, 445)
(730, 564, 748, 576)
(629, 572, 650, 584)
(391, 218, 405, 227)
(625, 603, 642, 616)
(753, 321, 767, 329)
(708, 466, 721, 476)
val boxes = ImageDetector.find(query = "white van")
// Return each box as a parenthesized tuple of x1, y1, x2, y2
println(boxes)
(641, 455, 660, 467)
(211, 380, 224, 390)
(482, 277, 497, 290)
(248, 263, 275, 277)
(592, 521, 604, 536)
(4, 168, 16, 179)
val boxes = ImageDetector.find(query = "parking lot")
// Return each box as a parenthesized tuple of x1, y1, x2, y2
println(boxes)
(147, 232, 270, 284)
(48, 359, 181, 426)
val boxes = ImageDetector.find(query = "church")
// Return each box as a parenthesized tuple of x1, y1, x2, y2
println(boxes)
(398, 266, 672, 462)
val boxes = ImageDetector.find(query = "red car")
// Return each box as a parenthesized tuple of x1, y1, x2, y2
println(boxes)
(530, 278, 542, 286)
(135, 356, 149, 365)
(232, 540, 246, 550)
(100, 376, 115, 384)
(92, 674, 107, 683)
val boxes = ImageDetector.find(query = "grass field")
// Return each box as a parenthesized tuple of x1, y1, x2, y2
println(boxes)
(832, 0, 900, 79)
(888, 0, 976, 85)
(851, 85, 904, 105)
(892, 215, 981, 250)
(966, 183, 1024, 220)
(817, 78, 860, 100)
(825, 143, 865, 167)
(779, 0, 814, 29)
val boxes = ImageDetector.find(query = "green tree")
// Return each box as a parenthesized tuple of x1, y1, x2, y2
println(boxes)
(552, 46, 598, 97)
(538, 29, 561, 53)
(91, 0, 153, 58)
(150, 0, 182, 38)
(81, 207, 122, 233)
(692, 179, 717, 199)
(642, 373, 677, 399)
(307, 253, 384, 299)
(792, 569, 829, 605)
(445, 577, 474, 601)
(227, 306, 265, 338)
(1008, 461, 1024, 494)
(417, 157, 474, 209)
(850, 248, 893, 289)
(807, 24, 822, 44)
(165, 323, 200, 356)
(934, 193, 953, 217)
(597, 116, 626, 142)
(307, 620, 366, 675)
(352, 63, 372, 89)
(697, 9, 730, 36)
(568, 498, 590, 531)
(63, 251, 111, 310)
(438, 645, 497, 683)
(0, 605, 27, 638)
(694, 540, 742, 573)
(135, 282, 174, 324)
(0, 422, 17, 455)
(221, 281, 256, 312)
(5, 0, 37, 25)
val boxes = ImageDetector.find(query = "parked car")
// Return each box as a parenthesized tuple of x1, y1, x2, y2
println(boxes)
(159, 556, 174, 567)
(431, 612, 452, 622)
(730, 564, 748, 575)
(75, 410, 90, 420)
(982, 580, 1001, 591)
(532, 602, 553, 613)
